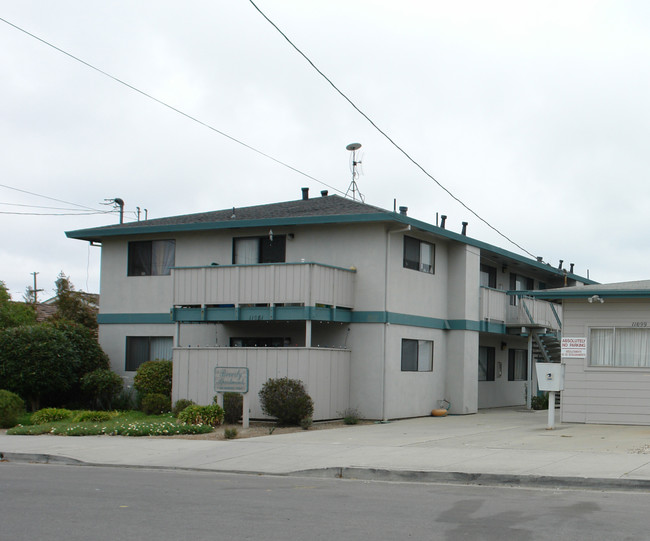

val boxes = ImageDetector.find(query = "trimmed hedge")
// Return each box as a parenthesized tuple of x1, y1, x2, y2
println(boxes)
(178, 404, 224, 427)
(141, 393, 172, 415)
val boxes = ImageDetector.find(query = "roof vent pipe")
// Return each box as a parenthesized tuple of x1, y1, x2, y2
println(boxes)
(558, 259, 563, 270)
(570, 263, 575, 273)
(440, 215, 447, 229)
(321, 190, 328, 197)
(537, 256, 543, 262)
(301, 187, 309, 200)
(399, 206, 408, 216)
(461, 221, 468, 235)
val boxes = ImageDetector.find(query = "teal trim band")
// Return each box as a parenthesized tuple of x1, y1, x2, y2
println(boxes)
(100, 309, 505, 334)
(525, 289, 650, 300)
(98, 313, 172, 324)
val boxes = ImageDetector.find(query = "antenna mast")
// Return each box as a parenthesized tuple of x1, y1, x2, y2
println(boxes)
(345, 143, 364, 203)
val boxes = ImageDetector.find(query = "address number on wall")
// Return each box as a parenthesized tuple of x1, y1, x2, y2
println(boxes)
(632, 322, 648, 327)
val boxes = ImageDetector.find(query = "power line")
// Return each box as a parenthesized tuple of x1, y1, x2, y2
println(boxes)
(0, 16, 346, 199)
(0, 201, 106, 211)
(0, 182, 102, 212)
(247, 0, 537, 259)
(0, 210, 115, 216)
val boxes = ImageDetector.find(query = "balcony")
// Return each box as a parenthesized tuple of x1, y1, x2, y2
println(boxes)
(172, 346, 350, 421)
(480, 287, 562, 331)
(171, 263, 355, 321)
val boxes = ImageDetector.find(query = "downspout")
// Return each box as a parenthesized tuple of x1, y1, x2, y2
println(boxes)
(382, 224, 411, 421)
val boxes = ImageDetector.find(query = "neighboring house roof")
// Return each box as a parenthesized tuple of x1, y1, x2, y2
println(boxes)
(526, 279, 650, 300)
(66, 193, 595, 284)
(35, 303, 58, 322)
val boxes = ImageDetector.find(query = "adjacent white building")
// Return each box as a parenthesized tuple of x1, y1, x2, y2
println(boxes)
(528, 281, 650, 425)
(67, 190, 593, 420)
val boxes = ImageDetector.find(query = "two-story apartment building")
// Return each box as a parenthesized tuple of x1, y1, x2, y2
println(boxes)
(66, 189, 593, 420)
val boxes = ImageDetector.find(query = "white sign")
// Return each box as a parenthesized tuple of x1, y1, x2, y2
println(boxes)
(214, 367, 249, 393)
(561, 337, 587, 358)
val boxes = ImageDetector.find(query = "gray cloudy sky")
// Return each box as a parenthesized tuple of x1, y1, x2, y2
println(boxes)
(2, 1, 649, 299)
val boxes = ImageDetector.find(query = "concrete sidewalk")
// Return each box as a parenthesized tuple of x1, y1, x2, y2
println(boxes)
(3, 408, 650, 490)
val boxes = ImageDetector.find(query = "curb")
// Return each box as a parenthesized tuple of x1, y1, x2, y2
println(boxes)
(4, 452, 650, 492)
(1, 451, 84, 465)
(292, 467, 650, 492)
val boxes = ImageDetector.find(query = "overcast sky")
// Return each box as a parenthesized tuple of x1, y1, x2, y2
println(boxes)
(2, 1, 649, 300)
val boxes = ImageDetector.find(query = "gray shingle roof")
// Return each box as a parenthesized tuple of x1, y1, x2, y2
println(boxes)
(67, 195, 391, 239)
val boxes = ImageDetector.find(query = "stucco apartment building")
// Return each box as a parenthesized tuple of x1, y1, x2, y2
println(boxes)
(66, 189, 592, 420)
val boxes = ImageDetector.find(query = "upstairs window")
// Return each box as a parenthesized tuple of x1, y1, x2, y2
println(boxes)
(509, 273, 534, 305)
(128, 240, 175, 276)
(480, 264, 497, 288)
(403, 236, 435, 274)
(233, 236, 286, 264)
(401, 339, 433, 372)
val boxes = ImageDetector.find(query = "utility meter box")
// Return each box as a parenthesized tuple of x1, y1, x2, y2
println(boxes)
(536, 362, 565, 392)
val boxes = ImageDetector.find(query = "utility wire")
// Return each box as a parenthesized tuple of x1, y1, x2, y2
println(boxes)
(0, 17, 346, 198)
(0, 210, 115, 216)
(248, 0, 537, 259)
(0, 182, 102, 212)
(0, 201, 108, 211)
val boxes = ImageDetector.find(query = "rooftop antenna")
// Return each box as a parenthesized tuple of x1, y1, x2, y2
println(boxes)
(345, 143, 365, 203)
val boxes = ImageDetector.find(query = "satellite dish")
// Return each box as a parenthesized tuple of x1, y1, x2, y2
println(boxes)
(345, 143, 365, 203)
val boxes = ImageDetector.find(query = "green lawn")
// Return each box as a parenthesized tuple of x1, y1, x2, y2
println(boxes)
(7, 410, 214, 437)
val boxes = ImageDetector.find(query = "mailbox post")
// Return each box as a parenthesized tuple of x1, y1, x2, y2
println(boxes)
(535, 362, 565, 430)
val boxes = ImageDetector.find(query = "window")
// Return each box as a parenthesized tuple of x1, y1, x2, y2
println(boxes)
(401, 339, 433, 372)
(230, 337, 290, 347)
(403, 236, 435, 274)
(480, 264, 497, 288)
(233, 236, 285, 264)
(509, 273, 534, 305)
(508, 349, 528, 381)
(128, 240, 175, 276)
(125, 336, 173, 371)
(590, 327, 650, 367)
(478, 346, 495, 381)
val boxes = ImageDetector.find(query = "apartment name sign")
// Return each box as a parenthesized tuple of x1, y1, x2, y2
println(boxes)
(561, 337, 587, 358)
(214, 367, 249, 393)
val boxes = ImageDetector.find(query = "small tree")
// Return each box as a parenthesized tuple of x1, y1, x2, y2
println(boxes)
(0, 281, 36, 329)
(52, 272, 98, 332)
(258, 377, 314, 426)
(0, 321, 110, 410)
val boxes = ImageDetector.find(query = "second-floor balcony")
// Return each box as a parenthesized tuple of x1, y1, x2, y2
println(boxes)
(480, 287, 562, 331)
(172, 262, 356, 311)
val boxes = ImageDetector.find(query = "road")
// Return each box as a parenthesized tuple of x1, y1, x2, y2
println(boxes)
(1, 463, 649, 540)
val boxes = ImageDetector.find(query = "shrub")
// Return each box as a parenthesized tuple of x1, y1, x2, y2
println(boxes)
(300, 416, 313, 430)
(112, 386, 137, 411)
(31, 408, 74, 425)
(258, 377, 314, 426)
(224, 427, 238, 439)
(80, 369, 123, 410)
(0, 389, 25, 428)
(178, 404, 224, 427)
(172, 399, 195, 417)
(338, 407, 361, 425)
(133, 360, 173, 398)
(72, 410, 118, 422)
(141, 393, 172, 415)
(531, 393, 549, 410)
(220, 393, 243, 424)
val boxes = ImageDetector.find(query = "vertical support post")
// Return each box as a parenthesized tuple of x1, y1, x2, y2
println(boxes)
(242, 393, 250, 429)
(547, 391, 556, 429)
(215, 393, 223, 408)
(527, 332, 533, 409)
(305, 320, 312, 347)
